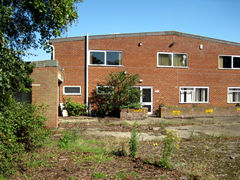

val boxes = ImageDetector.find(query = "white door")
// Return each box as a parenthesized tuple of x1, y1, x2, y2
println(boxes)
(139, 86, 153, 115)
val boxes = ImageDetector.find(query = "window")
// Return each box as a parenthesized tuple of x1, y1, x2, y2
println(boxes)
(157, 52, 188, 67)
(219, 55, 240, 69)
(228, 87, 240, 103)
(63, 86, 81, 95)
(90, 51, 122, 66)
(180, 87, 209, 103)
(96, 86, 114, 95)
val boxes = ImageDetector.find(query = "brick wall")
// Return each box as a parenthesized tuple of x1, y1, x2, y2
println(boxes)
(51, 32, 240, 115)
(30, 61, 63, 128)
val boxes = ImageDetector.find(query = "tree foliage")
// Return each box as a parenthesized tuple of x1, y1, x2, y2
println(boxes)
(90, 71, 141, 117)
(0, 0, 82, 50)
(0, 46, 34, 106)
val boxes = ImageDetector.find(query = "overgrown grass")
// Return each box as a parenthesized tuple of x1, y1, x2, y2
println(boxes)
(57, 131, 112, 165)
(8, 117, 240, 180)
(92, 172, 106, 179)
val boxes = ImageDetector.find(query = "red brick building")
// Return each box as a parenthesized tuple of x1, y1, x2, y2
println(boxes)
(49, 31, 240, 116)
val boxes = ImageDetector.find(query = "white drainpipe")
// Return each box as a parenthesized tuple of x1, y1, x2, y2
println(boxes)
(85, 33, 89, 110)
(49, 44, 55, 60)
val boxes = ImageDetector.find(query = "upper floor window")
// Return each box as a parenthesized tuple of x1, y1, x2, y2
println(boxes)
(63, 86, 81, 95)
(219, 55, 240, 69)
(228, 87, 240, 103)
(90, 50, 123, 66)
(180, 87, 209, 103)
(157, 52, 188, 68)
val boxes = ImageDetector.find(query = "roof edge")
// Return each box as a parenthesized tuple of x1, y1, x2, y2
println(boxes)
(50, 31, 240, 47)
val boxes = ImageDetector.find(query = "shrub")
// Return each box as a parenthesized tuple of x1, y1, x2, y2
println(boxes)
(90, 71, 141, 117)
(64, 98, 87, 116)
(0, 99, 48, 176)
(129, 122, 139, 158)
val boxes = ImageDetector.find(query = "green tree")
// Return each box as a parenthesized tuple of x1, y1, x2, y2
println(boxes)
(0, 0, 82, 102)
(0, 0, 82, 176)
(90, 71, 141, 117)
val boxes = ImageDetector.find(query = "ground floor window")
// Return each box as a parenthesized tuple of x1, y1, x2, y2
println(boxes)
(180, 87, 209, 103)
(63, 86, 81, 95)
(228, 87, 240, 103)
(96, 86, 114, 95)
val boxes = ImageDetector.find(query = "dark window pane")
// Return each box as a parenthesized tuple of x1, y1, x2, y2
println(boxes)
(65, 87, 80, 94)
(195, 88, 208, 102)
(142, 88, 151, 102)
(106, 52, 122, 65)
(90, 52, 104, 64)
(221, 56, 232, 68)
(233, 57, 240, 68)
(143, 105, 151, 112)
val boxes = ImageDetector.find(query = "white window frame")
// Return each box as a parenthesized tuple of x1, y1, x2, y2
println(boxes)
(219, 55, 240, 69)
(179, 86, 209, 103)
(96, 86, 114, 95)
(63, 86, 81, 95)
(227, 87, 240, 103)
(89, 50, 123, 66)
(157, 52, 188, 68)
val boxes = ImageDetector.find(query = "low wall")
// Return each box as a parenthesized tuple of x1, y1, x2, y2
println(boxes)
(120, 108, 148, 120)
(161, 106, 240, 118)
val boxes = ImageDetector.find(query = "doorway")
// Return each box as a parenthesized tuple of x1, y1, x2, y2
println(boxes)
(137, 86, 153, 114)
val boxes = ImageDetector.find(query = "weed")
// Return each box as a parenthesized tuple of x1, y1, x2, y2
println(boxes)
(158, 129, 180, 169)
(129, 171, 140, 178)
(69, 176, 77, 180)
(190, 128, 195, 139)
(92, 172, 106, 179)
(0, 175, 8, 180)
(114, 171, 127, 179)
(85, 154, 112, 164)
(111, 141, 128, 156)
(156, 175, 166, 179)
(129, 122, 139, 158)
(26, 159, 50, 168)
(57, 130, 78, 149)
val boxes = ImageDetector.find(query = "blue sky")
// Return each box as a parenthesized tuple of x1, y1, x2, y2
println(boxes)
(24, 0, 240, 61)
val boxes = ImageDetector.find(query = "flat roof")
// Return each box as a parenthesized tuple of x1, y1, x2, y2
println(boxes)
(50, 31, 240, 46)
(31, 60, 63, 72)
